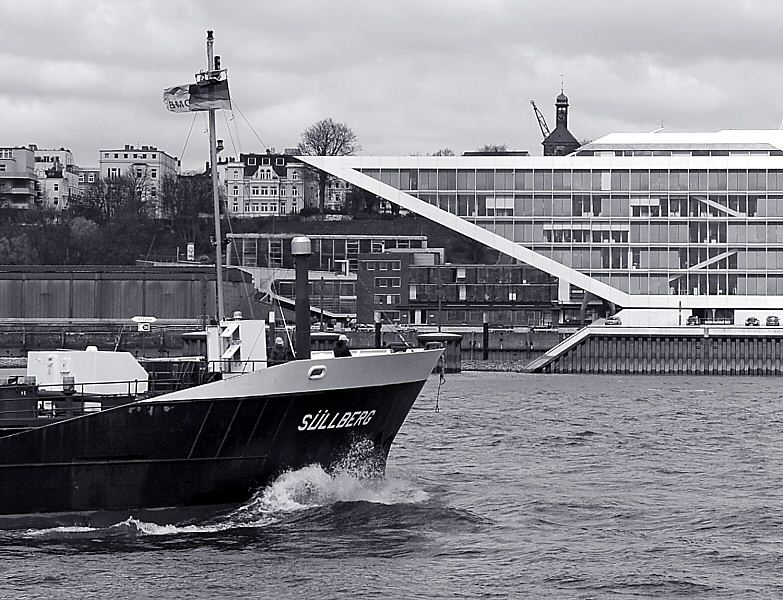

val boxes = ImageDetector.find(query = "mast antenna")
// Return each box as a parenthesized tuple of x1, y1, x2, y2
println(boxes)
(206, 29, 225, 322)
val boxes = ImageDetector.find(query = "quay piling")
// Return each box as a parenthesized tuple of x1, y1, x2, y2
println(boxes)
(529, 325, 783, 375)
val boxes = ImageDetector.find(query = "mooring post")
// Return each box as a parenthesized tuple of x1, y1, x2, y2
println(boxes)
(374, 312, 382, 349)
(482, 312, 489, 360)
(292, 236, 312, 360)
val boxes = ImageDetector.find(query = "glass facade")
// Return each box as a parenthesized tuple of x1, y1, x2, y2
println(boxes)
(227, 234, 427, 273)
(361, 165, 783, 298)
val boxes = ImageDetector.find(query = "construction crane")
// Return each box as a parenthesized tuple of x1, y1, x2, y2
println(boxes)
(530, 100, 551, 140)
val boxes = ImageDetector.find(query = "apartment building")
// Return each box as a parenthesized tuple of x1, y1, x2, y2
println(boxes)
(33, 147, 80, 210)
(99, 144, 179, 216)
(0, 146, 38, 208)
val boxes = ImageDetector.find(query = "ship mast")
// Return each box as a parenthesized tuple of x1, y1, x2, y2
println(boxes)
(206, 30, 225, 322)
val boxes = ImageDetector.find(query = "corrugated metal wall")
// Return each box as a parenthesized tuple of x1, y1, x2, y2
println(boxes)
(0, 268, 252, 320)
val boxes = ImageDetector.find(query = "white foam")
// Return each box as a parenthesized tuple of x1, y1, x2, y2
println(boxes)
(235, 463, 429, 518)
(21, 525, 99, 537)
(110, 516, 233, 535)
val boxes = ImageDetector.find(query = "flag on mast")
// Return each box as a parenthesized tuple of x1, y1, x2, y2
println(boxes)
(163, 76, 231, 112)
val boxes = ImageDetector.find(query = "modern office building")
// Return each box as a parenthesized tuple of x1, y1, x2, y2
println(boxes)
(227, 233, 431, 273)
(354, 247, 445, 324)
(403, 263, 559, 327)
(300, 124, 783, 325)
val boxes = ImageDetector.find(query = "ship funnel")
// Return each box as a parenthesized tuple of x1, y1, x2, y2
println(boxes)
(292, 236, 312, 359)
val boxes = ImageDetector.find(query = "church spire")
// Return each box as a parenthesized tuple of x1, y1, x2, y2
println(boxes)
(542, 90, 580, 156)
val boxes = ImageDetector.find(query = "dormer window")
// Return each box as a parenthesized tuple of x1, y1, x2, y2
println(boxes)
(275, 158, 284, 166)
(248, 156, 256, 166)
(262, 157, 270, 165)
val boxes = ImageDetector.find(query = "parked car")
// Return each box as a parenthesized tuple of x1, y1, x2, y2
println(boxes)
(686, 315, 700, 326)
(767, 316, 780, 326)
(745, 317, 760, 326)
(605, 315, 622, 326)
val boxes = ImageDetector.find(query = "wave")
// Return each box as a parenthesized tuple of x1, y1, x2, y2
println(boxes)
(12, 463, 431, 539)
(233, 464, 429, 520)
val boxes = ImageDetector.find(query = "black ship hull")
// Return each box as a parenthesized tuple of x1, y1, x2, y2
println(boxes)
(0, 349, 442, 528)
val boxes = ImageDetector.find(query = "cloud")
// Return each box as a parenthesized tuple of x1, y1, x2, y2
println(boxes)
(2, 0, 783, 169)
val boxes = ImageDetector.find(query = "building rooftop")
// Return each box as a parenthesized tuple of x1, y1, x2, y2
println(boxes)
(584, 129, 783, 152)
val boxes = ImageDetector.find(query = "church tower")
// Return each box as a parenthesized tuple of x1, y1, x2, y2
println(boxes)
(542, 91, 581, 156)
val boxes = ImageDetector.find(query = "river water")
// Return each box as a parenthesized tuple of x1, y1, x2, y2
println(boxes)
(1, 372, 782, 599)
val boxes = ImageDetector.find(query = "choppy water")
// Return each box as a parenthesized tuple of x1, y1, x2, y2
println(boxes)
(2, 373, 783, 599)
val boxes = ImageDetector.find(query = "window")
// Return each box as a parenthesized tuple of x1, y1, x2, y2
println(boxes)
(262, 157, 270, 165)
(88, 173, 95, 183)
(292, 187, 297, 196)
(0, 164, 5, 172)
(276, 158, 285, 166)
(151, 169, 157, 179)
(248, 157, 256, 166)
(366, 261, 375, 270)
(392, 261, 401, 270)
(233, 185, 239, 196)
(78, 173, 84, 182)
(251, 186, 259, 196)
(53, 184, 59, 191)
(269, 240, 283, 266)
(375, 277, 388, 288)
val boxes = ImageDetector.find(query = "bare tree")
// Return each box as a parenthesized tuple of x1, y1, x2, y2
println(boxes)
(432, 148, 455, 156)
(297, 118, 359, 216)
(158, 172, 214, 247)
(476, 144, 508, 153)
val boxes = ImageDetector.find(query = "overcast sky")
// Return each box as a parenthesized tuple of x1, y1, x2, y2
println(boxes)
(3, 0, 782, 170)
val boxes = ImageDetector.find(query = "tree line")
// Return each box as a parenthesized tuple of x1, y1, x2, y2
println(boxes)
(0, 117, 511, 265)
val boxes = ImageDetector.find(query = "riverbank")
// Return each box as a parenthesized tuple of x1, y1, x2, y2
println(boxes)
(461, 359, 529, 372)
(0, 358, 25, 369)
